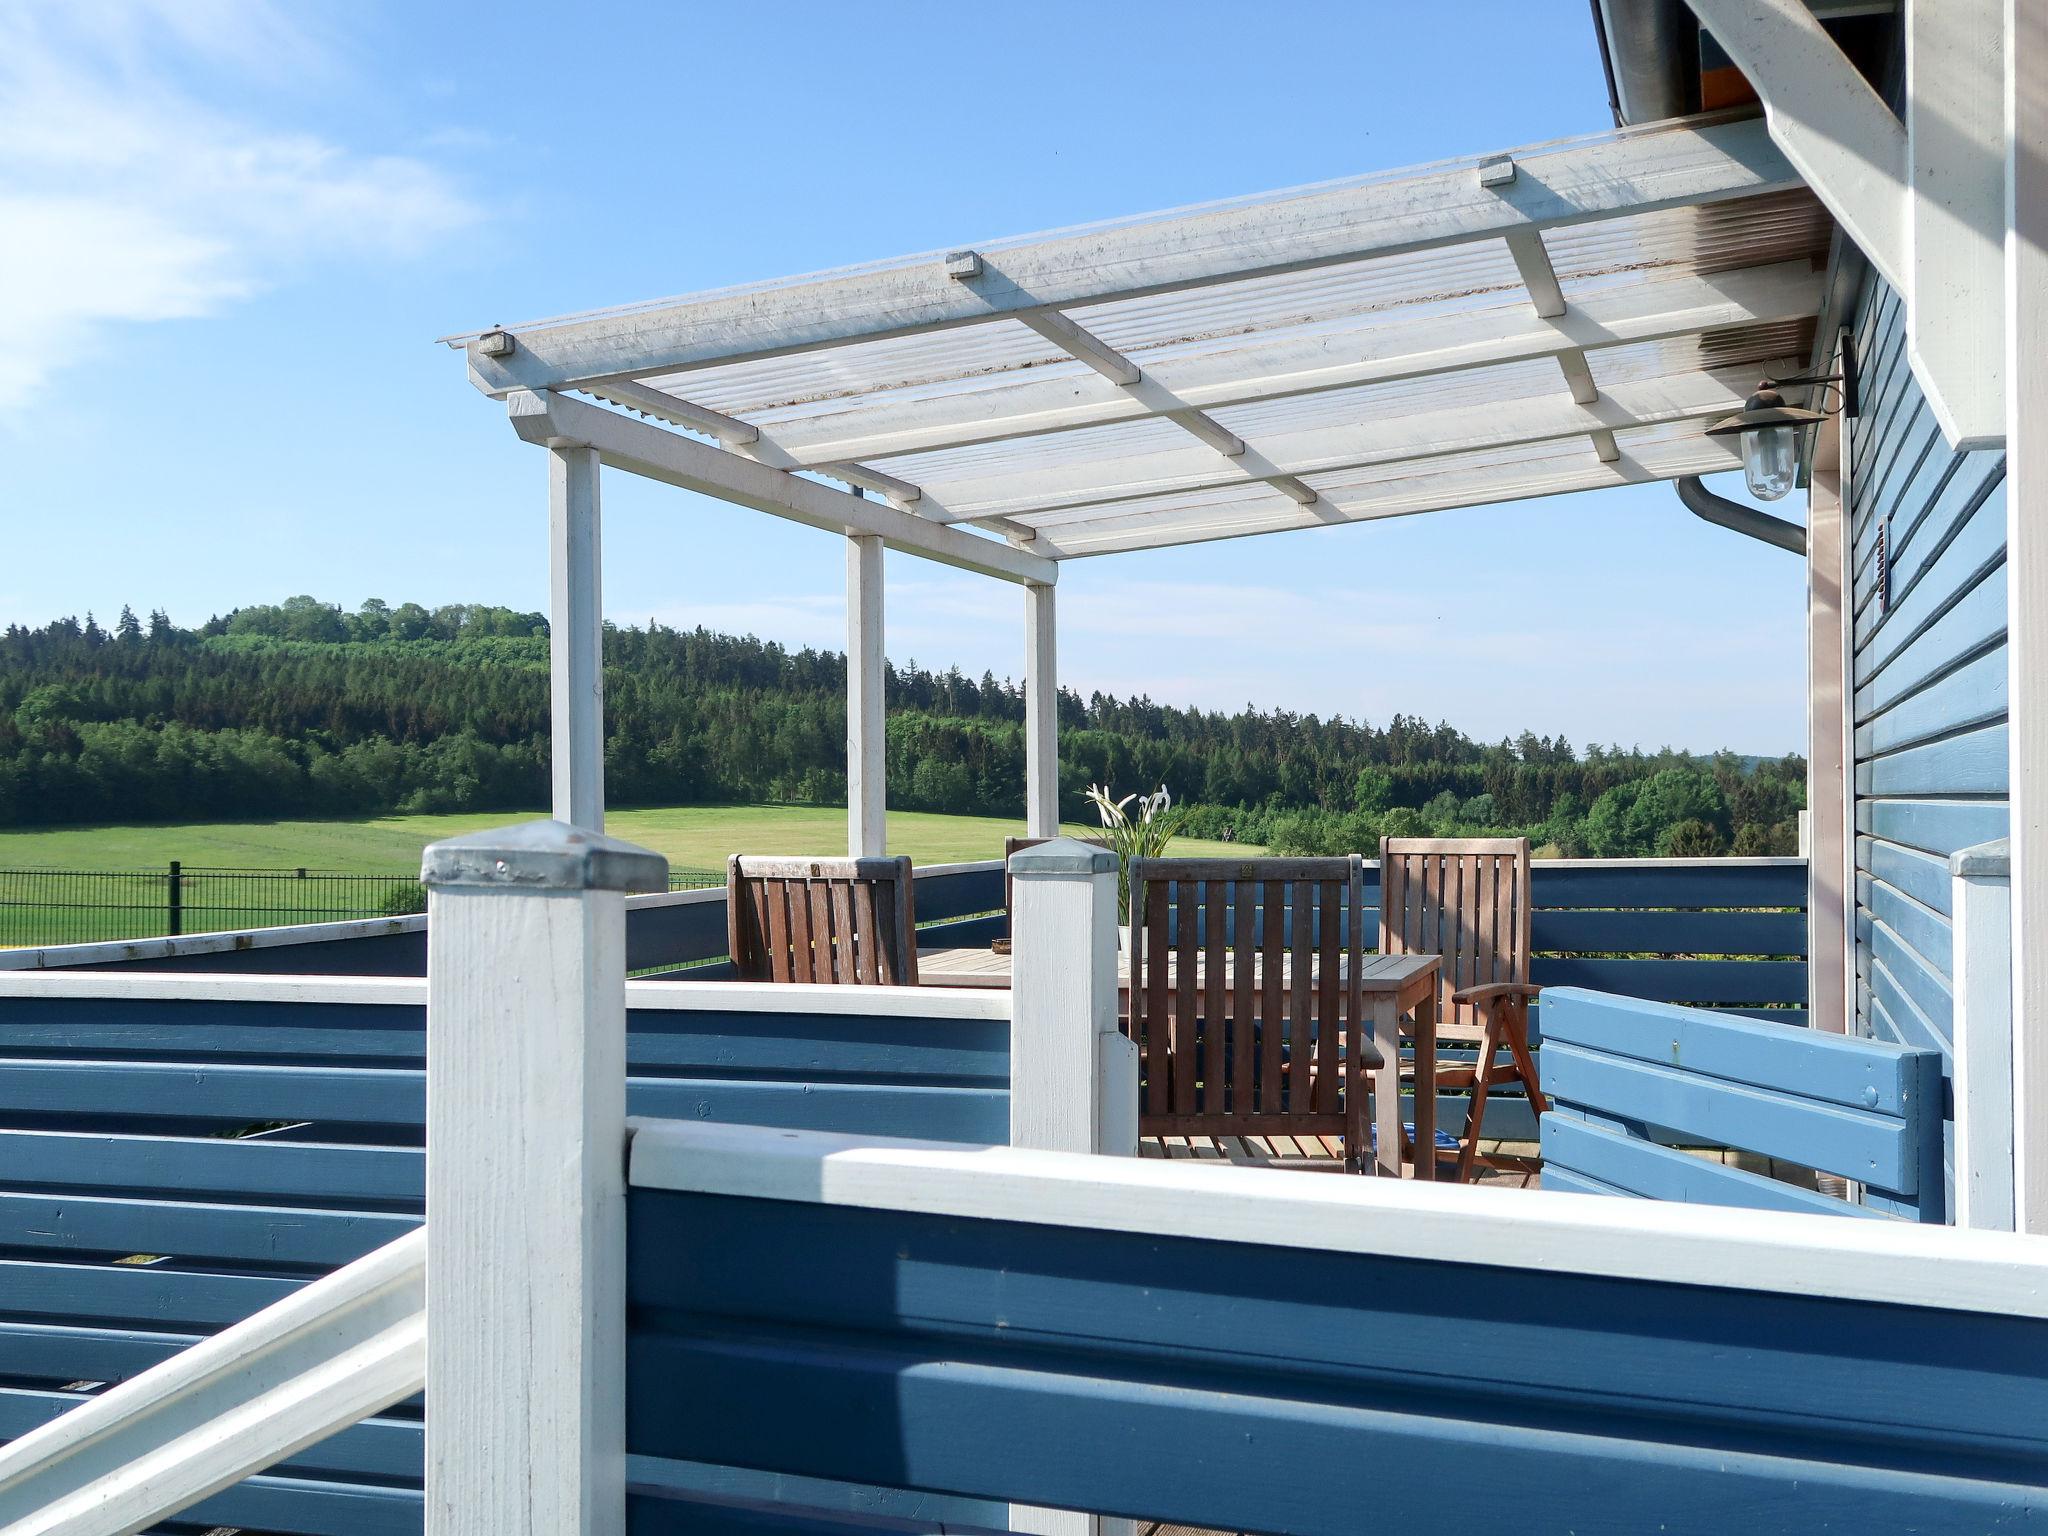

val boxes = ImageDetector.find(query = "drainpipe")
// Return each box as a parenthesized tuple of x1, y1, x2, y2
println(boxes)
(1675, 475, 1807, 555)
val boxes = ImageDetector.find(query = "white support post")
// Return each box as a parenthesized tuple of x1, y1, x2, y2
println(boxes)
(1953, 840, 2016, 1231)
(846, 533, 886, 857)
(422, 820, 667, 1536)
(2007, 0, 2048, 1235)
(1024, 582, 1060, 839)
(550, 444, 606, 830)
(1807, 403, 1850, 1036)
(1007, 836, 1135, 1536)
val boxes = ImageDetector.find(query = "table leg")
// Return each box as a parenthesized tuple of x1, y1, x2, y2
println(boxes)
(1372, 993, 1401, 1178)
(1413, 986, 1438, 1183)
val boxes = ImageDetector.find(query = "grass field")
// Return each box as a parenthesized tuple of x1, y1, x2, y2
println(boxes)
(0, 805, 1257, 949)
(0, 804, 1253, 874)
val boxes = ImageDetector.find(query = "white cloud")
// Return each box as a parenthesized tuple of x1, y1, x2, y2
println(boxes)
(0, 0, 479, 407)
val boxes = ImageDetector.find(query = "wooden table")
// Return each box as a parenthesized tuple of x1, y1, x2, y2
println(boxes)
(919, 946, 1443, 1179)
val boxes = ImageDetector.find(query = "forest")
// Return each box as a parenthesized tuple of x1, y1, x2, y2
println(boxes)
(0, 595, 1806, 858)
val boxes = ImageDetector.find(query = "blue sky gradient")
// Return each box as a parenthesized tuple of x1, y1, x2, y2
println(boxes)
(0, 1, 1806, 753)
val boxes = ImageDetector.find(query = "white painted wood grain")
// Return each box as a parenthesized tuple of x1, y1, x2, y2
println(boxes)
(1953, 844, 2015, 1230)
(1906, 0, 2007, 448)
(0, 1230, 424, 1536)
(2006, 0, 2048, 1236)
(1024, 585, 1058, 838)
(550, 444, 606, 831)
(468, 117, 1796, 393)
(509, 390, 1055, 585)
(426, 884, 626, 1536)
(628, 1120, 2048, 1319)
(846, 535, 887, 857)
(1686, 0, 1908, 295)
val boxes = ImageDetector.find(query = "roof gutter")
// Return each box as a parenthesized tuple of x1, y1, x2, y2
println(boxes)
(1676, 475, 1807, 555)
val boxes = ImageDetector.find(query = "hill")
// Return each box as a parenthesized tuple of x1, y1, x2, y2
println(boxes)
(0, 596, 1805, 859)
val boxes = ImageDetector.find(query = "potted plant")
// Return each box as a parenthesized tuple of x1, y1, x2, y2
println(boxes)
(1084, 783, 1188, 931)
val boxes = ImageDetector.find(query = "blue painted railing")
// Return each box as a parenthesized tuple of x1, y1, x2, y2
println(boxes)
(4, 861, 1009, 978)
(0, 978, 1012, 1536)
(622, 1121, 2048, 1536)
(1540, 987, 1947, 1221)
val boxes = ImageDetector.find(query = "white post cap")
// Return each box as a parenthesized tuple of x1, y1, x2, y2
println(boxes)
(420, 818, 669, 893)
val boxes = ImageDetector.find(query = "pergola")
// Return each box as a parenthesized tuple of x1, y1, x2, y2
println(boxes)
(449, 110, 1830, 854)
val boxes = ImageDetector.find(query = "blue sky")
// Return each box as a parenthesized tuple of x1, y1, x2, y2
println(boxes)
(0, 0, 1806, 754)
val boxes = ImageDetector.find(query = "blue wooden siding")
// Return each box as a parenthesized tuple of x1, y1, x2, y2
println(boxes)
(0, 989, 1010, 1536)
(1847, 271, 2010, 1210)
(622, 1185, 2048, 1534)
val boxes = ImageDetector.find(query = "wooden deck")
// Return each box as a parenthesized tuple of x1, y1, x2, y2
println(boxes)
(1138, 1133, 1543, 1189)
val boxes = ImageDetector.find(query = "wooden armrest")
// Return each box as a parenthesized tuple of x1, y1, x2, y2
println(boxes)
(1450, 981, 1542, 1006)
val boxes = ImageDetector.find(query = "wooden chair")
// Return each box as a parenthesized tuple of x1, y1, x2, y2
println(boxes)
(726, 855, 918, 985)
(1378, 836, 1548, 1182)
(1127, 856, 1382, 1170)
(1003, 835, 1112, 922)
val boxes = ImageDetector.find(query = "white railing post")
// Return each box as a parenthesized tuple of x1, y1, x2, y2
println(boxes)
(1008, 838, 1136, 1536)
(421, 819, 666, 1536)
(1953, 838, 2015, 1231)
(1009, 837, 1134, 1157)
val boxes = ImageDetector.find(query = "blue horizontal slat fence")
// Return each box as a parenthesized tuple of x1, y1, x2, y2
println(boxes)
(0, 982, 1010, 1536)
(623, 1186, 2048, 1535)
(1539, 987, 1945, 1221)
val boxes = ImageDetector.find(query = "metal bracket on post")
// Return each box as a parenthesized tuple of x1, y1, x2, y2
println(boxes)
(421, 819, 666, 1536)
(1953, 838, 2015, 1231)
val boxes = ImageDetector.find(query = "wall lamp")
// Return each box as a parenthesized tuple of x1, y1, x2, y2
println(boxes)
(1703, 341, 1859, 503)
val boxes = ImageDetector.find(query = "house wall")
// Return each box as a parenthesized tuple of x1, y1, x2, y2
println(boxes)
(1847, 268, 2010, 1202)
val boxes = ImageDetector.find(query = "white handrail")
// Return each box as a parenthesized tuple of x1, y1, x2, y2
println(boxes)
(0, 1228, 425, 1536)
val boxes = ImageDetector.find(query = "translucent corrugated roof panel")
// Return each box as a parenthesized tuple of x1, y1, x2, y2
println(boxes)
(456, 114, 1830, 560)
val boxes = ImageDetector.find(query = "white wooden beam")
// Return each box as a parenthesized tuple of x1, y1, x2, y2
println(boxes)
(627, 1120, 2048, 1319)
(846, 534, 886, 857)
(1024, 583, 1059, 838)
(1683, 0, 1908, 295)
(468, 117, 1797, 393)
(2006, 0, 2048, 1236)
(750, 261, 1822, 467)
(1015, 311, 1324, 512)
(1503, 228, 1567, 318)
(923, 364, 1781, 522)
(549, 444, 605, 830)
(588, 379, 761, 445)
(508, 390, 1057, 585)
(1807, 403, 1851, 1038)
(422, 820, 667, 1536)
(1906, 0, 2008, 448)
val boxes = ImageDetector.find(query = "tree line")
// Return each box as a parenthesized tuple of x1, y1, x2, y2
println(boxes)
(0, 595, 1805, 858)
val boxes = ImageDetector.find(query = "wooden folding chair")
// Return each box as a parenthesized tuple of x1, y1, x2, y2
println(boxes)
(1378, 837, 1548, 1182)
(726, 855, 918, 984)
(1127, 856, 1381, 1171)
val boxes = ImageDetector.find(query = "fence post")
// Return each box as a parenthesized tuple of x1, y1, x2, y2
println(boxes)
(166, 861, 181, 938)
(1009, 837, 1134, 1156)
(420, 819, 666, 1536)
(1008, 838, 1135, 1536)
(1953, 838, 2015, 1231)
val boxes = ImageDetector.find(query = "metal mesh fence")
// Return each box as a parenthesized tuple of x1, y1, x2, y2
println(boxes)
(0, 865, 722, 950)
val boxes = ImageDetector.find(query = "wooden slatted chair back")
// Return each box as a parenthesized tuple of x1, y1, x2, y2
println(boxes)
(726, 855, 918, 985)
(1378, 837, 1532, 1042)
(1126, 856, 1367, 1154)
